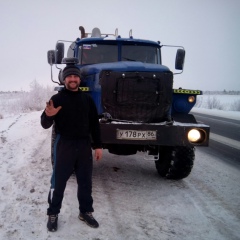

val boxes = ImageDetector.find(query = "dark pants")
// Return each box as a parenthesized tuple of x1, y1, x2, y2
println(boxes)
(47, 135, 94, 215)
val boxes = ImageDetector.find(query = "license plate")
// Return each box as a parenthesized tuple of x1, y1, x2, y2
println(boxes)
(116, 129, 157, 140)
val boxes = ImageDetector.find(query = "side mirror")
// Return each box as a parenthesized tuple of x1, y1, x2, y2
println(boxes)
(55, 42, 65, 64)
(175, 49, 185, 70)
(47, 50, 56, 66)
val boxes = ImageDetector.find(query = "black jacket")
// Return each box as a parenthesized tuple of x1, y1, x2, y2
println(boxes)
(41, 88, 102, 149)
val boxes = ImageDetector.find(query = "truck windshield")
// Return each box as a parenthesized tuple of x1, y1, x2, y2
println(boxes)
(80, 44, 118, 64)
(122, 45, 159, 64)
(79, 43, 159, 64)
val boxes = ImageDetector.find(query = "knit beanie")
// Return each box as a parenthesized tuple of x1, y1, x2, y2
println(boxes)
(62, 65, 81, 80)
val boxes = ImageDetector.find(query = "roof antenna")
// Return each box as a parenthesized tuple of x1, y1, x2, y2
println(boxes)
(129, 29, 132, 38)
(115, 28, 118, 37)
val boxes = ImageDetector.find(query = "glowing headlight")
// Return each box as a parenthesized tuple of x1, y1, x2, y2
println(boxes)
(188, 96, 195, 103)
(188, 129, 201, 142)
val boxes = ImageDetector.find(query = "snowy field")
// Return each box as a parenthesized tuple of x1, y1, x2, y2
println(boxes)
(0, 92, 240, 239)
(195, 94, 240, 111)
(0, 83, 54, 119)
(1, 91, 240, 119)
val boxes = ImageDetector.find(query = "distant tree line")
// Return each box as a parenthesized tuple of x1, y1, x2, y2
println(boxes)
(1, 90, 240, 95)
(203, 91, 240, 95)
(0, 80, 55, 118)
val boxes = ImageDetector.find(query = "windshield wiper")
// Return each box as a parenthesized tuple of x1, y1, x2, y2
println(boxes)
(122, 57, 136, 61)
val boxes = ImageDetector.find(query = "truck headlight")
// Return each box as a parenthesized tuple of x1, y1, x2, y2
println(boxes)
(188, 96, 195, 103)
(188, 129, 201, 142)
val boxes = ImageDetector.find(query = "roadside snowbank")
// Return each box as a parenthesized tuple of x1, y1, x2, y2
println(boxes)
(191, 107, 240, 120)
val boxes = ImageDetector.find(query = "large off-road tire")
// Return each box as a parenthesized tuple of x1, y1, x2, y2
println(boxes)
(155, 146, 195, 180)
(51, 122, 56, 167)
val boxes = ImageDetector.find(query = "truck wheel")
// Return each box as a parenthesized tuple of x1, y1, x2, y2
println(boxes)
(51, 122, 56, 167)
(155, 146, 195, 180)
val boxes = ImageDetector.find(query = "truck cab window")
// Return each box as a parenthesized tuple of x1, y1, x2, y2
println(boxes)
(121, 45, 159, 64)
(79, 44, 118, 64)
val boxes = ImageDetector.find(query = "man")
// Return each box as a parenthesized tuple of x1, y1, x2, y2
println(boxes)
(41, 65, 102, 232)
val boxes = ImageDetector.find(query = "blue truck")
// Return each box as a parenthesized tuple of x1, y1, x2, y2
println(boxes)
(47, 26, 210, 180)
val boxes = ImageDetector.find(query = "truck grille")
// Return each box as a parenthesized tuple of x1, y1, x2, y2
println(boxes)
(100, 71, 173, 123)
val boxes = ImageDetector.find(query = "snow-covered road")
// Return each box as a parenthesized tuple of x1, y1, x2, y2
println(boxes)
(0, 111, 239, 240)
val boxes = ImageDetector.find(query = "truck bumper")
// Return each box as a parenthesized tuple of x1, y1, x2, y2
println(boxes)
(100, 121, 210, 147)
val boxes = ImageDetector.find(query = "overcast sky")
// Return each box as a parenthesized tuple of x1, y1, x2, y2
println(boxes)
(0, 0, 239, 92)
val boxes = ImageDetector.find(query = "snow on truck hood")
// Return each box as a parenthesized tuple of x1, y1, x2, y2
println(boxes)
(80, 61, 171, 76)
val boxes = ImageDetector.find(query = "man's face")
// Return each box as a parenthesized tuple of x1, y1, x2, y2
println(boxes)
(64, 75, 81, 91)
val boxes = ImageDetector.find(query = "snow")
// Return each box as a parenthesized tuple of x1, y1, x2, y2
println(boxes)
(0, 95, 240, 239)
(195, 94, 240, 111)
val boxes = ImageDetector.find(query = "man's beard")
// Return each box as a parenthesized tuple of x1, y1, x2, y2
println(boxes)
(65, 81, 80, 91)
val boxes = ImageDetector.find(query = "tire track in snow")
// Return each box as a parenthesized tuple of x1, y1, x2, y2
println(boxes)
(0, 112, 53, 239)
(0, 114, 22, 145)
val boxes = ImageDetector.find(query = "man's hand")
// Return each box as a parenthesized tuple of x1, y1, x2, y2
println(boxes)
(45, 100, 62, 117)
(94, 148, 103, 161)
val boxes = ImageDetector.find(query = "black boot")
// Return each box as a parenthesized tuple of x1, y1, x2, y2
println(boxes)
(47, 215, 58, 232)
(79, 212, 99, 228)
